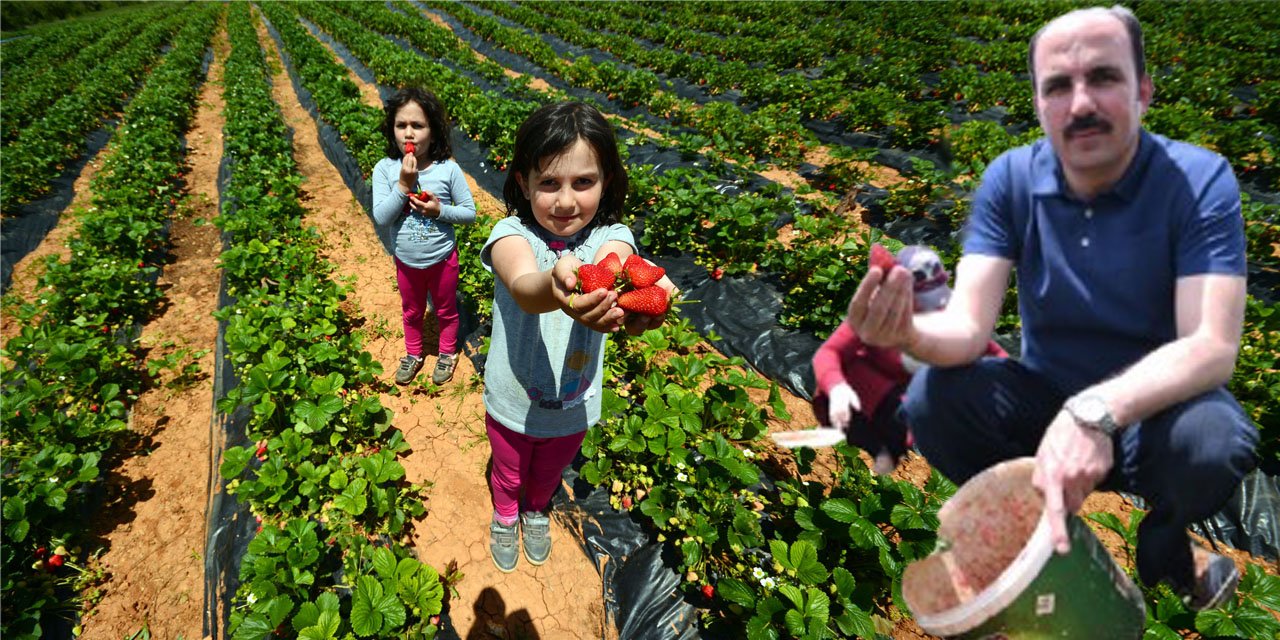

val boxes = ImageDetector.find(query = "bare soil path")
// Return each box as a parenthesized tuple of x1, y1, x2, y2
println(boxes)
(78, 17, 229, 640)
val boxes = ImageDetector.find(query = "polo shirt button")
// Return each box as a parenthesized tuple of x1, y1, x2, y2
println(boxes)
(1081, 237, 1091, 248)
(1085, 207, 1093, 219)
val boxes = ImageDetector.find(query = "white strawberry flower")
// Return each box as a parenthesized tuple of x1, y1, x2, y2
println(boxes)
(677, 472, 688, 482)
(752, 567, 766, 580)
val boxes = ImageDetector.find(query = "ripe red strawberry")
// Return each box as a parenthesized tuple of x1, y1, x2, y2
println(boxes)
(48, 555, 65, 569)
(577, 263, 617, 293)
(404, 140, 415, 154)
(869, 243, 897, 273)
(701, 584, 715, 599)
(711, 267, 724, 280)
(623, 254, 665, 288)
(620, 495, 632, 509)
(618, 286, 669, 316)
(598, 252, 624, 278)
(35, 547, 47, 559)
(256, 444, 268, 456)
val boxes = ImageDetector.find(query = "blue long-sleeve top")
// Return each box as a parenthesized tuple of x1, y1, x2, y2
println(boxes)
(371, 157, 477, 268)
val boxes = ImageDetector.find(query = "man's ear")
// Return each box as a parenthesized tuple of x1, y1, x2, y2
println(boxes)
(1138, 74, 1154, 114)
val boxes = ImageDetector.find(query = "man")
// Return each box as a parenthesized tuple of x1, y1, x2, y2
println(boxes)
(846, 6, 1257, 611)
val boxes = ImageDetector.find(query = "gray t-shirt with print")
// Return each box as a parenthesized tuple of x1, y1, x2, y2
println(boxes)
(480, 217, 635, 437)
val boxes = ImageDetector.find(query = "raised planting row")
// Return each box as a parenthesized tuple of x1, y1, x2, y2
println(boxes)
(288, 0, 547, 171)
(260, 3, 1280, 637)
(214, 5, 442, 637)
(0, 6, 163, 145)
(0, 7, 187, 212)
(0, 4, 220, 635)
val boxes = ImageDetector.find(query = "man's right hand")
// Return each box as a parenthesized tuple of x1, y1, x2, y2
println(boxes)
(845, 265, 917, 348)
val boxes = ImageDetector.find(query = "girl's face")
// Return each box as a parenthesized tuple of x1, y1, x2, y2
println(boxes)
(394, 101, 431, 159)
(517, 138, 605, 238)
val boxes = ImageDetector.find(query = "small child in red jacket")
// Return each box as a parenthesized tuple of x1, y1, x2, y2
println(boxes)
(812, 245, 1007, 474)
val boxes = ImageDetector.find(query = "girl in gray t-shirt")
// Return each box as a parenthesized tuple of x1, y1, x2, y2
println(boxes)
(479, 102, 674, 573)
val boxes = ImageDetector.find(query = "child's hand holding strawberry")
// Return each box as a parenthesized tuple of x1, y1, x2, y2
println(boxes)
(552, 253, 624, 333)
(408, 189, 442, 218)
(399, 143, 419, 195)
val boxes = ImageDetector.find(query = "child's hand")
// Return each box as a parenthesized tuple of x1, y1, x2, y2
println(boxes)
(553, 254, 624, 333)
(826, 382, 862, 431)
(408, 190, 442, 218)
(398, 152, 419, 194)
(621, 272, 678, 336)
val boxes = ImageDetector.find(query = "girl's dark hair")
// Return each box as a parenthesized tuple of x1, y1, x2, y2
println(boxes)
(503, 102, 629, 230)
(381, 87, 453, 162)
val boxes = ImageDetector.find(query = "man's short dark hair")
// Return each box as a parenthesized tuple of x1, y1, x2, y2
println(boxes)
(1027, 6, 1146, 89)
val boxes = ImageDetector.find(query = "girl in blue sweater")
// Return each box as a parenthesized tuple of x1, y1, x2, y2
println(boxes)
(371, 87, 476, 385)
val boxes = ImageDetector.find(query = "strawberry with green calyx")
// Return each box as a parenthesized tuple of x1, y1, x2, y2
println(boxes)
(576, 263, 617, 294)
(618, 285, 670, 316)
(869, 243, 897, 272)
(623, 254, 665, 288)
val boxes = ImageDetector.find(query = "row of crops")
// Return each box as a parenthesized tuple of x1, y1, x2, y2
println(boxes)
(1, 4, 220, 635)
(2, 0, 1277, 638)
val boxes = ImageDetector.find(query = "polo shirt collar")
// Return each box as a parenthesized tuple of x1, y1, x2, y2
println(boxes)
(1033, 129, 1154, 203)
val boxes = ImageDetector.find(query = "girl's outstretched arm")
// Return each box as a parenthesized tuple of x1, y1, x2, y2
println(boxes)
(491, 235, 625, 332)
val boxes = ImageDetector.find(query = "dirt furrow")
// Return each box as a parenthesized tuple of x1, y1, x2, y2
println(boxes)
(79, 18, 229, 640)
(257, 15, 605, 639)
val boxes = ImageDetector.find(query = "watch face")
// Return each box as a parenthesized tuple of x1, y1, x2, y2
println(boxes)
(1077, 396, 1107, 423)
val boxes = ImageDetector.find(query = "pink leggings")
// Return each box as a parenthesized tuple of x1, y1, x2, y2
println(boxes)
(395, 252, 459, 357)
(486, 413, 586, 525)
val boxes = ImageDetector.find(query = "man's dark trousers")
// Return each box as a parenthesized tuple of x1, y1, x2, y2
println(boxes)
(901, 357, 1258, 593)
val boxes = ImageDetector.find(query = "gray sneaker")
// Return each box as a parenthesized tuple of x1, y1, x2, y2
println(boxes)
(489, 519, 519, 573)
(520, 511, 551, 565)
(395, 355, 424, 385)
(432, 353, 457, 385)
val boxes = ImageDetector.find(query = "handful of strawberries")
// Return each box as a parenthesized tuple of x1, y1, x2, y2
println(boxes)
(576, 252, 672, 316)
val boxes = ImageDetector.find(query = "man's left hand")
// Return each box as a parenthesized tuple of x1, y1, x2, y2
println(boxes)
(1032, 409, 1114, 554)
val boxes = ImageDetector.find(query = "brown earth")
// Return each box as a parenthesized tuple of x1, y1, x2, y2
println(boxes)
(75, 14, 230, 640)
(5, 10, 1274, 640)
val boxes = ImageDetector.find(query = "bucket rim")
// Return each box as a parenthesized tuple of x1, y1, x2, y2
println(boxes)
(912, 511, 1055, 636)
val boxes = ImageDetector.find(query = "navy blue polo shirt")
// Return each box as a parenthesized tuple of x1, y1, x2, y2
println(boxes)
(964, 130, 1246, 394)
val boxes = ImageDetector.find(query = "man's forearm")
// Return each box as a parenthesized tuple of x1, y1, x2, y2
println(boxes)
(1083, 334, 1238, 428)
(904, 309, 994, 367)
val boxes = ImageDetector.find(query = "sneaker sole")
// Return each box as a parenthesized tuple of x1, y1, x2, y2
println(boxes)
(523, 546, 550, 566)
(491, 555, 518, 573)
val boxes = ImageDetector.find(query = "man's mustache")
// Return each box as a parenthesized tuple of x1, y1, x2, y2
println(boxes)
(1065, 114, 1112, 138)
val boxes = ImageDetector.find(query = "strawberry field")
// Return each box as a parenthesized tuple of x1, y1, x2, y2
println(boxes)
(2, 2, 1278, 639)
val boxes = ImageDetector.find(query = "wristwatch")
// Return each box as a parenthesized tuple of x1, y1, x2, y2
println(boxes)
(1065, 394, 1122, 436)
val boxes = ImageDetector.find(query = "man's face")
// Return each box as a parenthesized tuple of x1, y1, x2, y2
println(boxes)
(1033, 13, 1152, 192)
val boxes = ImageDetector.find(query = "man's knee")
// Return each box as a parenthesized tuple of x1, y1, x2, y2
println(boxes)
(1135, 391, 1258, 515)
